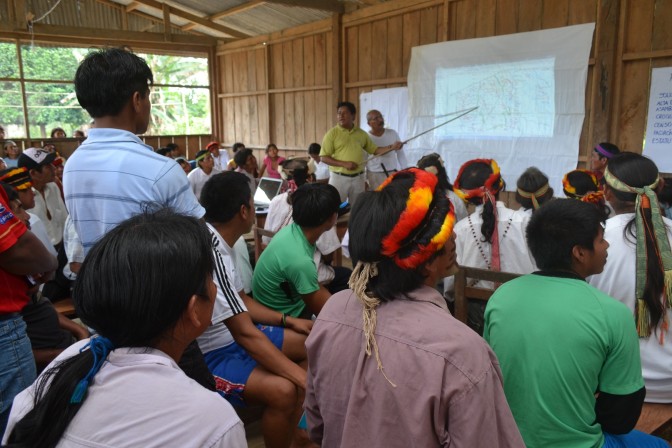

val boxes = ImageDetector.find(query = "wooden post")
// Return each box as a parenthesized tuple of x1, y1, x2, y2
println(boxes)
(332, 12, 342, 121)
(162, 3, 171, 42)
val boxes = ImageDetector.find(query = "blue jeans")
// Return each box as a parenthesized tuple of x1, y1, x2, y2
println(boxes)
(603, 430, 669, 447)
(0, 315, 36, 435)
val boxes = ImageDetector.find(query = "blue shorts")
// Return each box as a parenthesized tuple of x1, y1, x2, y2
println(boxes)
(603, 430, 668, 448)
(204, 324, 284, 407)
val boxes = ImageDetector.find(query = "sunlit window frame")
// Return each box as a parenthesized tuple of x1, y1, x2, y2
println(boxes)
(0, 39, 211, 139)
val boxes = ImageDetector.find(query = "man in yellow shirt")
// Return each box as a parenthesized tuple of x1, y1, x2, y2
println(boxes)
(320, 101, 401, 205)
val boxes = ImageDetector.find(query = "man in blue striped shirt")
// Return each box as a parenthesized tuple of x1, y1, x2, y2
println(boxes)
(64, 48, 203, 253)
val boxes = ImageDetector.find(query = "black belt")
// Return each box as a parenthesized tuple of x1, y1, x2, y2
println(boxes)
(334, 171, 363, 178)
(0, 312, 21, 321)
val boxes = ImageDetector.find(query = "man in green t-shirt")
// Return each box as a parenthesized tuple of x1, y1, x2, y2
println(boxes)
(484, 199, 666, 448)
(252, 183, 341, 318)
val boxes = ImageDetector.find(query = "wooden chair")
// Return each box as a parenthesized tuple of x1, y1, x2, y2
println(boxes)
(636, 403, 672, 437)
(253, 226, 276, 263)
(453, 266, 521, 325)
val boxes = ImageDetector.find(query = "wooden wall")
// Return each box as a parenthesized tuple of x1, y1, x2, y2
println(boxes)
(215, 0, 672, 167)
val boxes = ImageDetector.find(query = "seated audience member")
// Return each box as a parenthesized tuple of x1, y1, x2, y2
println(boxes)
(444, 159, 535, 334)
(155, 146, 172, 157)
(3, 140, 21, 168)
(18, 148, 68, 248)
(175, 156, 191, 175)
(0, 168, 54, 259)
(19, 148, 70, 301)
(0, 185, 58, 435)
(514, 166, 553, 213)
(485, 199, 667, 448)
(2, 182, 87, 371)
(187, 149, 218, 201)
(264, 159, 351, 294)
(307, 143, 329, 184)
(417, 152, 468, 222)
(3, 210, 246, 447)
(563, 168, 610, 216)
(165, 142, 180, 158)
(305, 168, 524, 447)
(234, 148, 258, 195)
(73, 129, 86, 139)
(590, 142, 620, 182)
(253, 183, 340, 318)
(589, 153, 672, 403)
(50, 127, 67, 139)
(199, 172, 311, 448)
(207, 141, 229, 172)
(0, 158, 6, 170)
(258, 143, 285, 179)
(227, 142, 246, 170)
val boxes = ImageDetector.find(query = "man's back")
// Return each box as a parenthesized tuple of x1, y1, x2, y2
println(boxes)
(64, 128, 203, 252)
(484, 273, 644, 448)
(306, 286, 524, 448)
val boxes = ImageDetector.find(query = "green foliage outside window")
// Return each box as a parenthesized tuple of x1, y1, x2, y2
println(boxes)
(0, 42, 211, 139)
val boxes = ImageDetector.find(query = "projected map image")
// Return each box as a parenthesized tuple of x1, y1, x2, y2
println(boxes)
(435, 58, 555, 138)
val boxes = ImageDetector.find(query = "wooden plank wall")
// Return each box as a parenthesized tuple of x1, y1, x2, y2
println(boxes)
(215, 0, 672, 166)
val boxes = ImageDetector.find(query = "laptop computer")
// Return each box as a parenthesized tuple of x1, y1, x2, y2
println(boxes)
(254, 177, 283, 212)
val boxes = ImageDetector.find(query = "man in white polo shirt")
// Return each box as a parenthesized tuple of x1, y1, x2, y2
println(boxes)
(365, 109, 408, 190)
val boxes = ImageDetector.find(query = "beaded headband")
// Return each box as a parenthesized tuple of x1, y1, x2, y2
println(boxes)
(594, 144, 615, 159)
(453, 159, 504, 203)
(604, 167, 672, 338)
(378, 168, 456, 270)
(516, 184, 549, 210)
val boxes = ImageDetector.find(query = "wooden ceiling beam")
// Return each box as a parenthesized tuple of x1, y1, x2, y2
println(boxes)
(130, 0, 251, 38)
(264, 0, 344, 13)
(210, 0, 266, 20)
(126, 1, 142, 12)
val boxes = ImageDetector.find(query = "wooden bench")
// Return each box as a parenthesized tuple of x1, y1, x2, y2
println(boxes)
(636, 403, 672, 438)
(452, 266, 521, 325)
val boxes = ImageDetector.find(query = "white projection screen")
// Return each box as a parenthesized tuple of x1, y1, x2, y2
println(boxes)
(406, 24, 595, 194)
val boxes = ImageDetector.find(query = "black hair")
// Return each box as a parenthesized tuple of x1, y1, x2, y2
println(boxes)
(201, 172, 252, 224)
(594, 142, 620, 160)
(266, 143, 278, 154)
(1, 182, 19, 202)
(563, 170, 599, 198)
(166, 143, 179, 151)
(658, 178, 672, 206)
(194, 149, 212, 171)
(417, 153, 453, 191)
(515, 167, 553, 210)
(526, 199, 605, 271)
(307, 143, 321, 155)
(7, 209, 213, 447)
(348, 171, 450, 302)
(280, 159, 309, 188)
(291, 183, 340, 228)
(456, 161, 504, 243)
(50, 127, 66, 138)
(156, 147, 171, 157)
(234, 148, 253, 168)
(232, 142, 245, 153)
(337, 101, 356, 116)
(74, 47, 153, 118)
(607, 152, 666, 330)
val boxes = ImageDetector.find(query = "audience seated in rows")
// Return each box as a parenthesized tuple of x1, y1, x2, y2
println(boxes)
(2, 210, 247, 447)
(305, 168, 524, 447)
(258, 143, 285, 179)
(485, 198, 667, 448)
(199, 171, 311, 448)
(253, 183, 340, 318)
